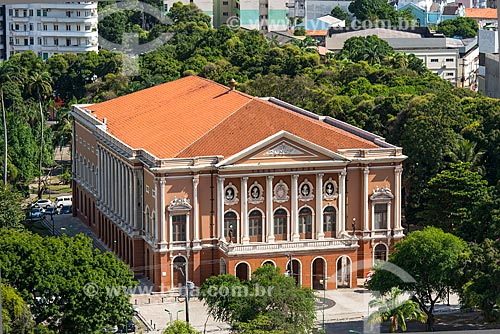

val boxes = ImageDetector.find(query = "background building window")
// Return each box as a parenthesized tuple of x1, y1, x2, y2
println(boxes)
(374, 243, 388, 262)
(172, 215, 187, 241)
(374, 204, 387, 229)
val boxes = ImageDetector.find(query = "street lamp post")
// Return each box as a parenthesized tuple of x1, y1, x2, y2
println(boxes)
(286, 253, 294, 283)
(175, 262, 191, 323)
(165, 309, 173, 323)
(320, 277, 329, 333)
(176, 310, 184, 320)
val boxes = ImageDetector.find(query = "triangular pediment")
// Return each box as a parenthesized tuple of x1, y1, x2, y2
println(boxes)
(216, 131, 349, 168)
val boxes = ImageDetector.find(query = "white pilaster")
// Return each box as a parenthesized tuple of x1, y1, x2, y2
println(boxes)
(339, 170, 347, 235)
(217, 177, 225, 240)
(128, 168, 133, 227)
(186, 212, 191, 249)
(192, 176, 201, 250)
(291, 174, 299, 242)
(315, 173, 324, 240)
(113, 157, 118, 215)
(266, 175, 275, 243)
(125, 166, 130, 226)
(160, 178, 167, 247)
(154, 179, 159, 242)
(241, 177, 249, 244)
(132, 169, 138, 230)
(363, 167, 370, 233)
(169, 214, 173, 245)
(394, 167, 404, 237)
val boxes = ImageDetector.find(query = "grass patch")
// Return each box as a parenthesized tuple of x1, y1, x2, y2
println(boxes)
(48, 184, 72, 194)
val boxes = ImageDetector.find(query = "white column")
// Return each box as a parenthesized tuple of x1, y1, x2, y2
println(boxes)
(120, 163, 125, 221)
(394, 166, 403, 235)
(339, 170, 347, 236)
(316, 173, 324, 240)
(128, 168, 133, 227)
(160, 179, 167, 245)
(169, 214, 173, 245)
(363, 167, 370, 232)
(186, 212, 191, 248)
(266, 175, 275, 243)
(132, 169, 138, 230)
(291, 174, 299, 242)
(125, 166, 129, 225)
(192, 176, 201, 249)
(113, 157, 118, 215)
(106, 153, 110, 210)
(217, 177, 225, 240)
(154, 179, 159, 241)
(241, 177, 249, 244)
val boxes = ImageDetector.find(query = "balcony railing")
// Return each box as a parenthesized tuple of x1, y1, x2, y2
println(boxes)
(219, 237, 359, 255)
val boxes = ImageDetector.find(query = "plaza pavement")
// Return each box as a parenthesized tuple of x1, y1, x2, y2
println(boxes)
(41, 213, 462, 334)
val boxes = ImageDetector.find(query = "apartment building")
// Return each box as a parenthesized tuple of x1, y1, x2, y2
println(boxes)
(5, 2, 98, 60)
(0, 6, 5, 61)
(326, 27, 479, 88)
(71, 75, 406, 291)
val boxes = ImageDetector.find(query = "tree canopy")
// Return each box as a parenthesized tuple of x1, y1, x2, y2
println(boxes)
(368, 227, 469, 330)
(437, 17, 479, 38)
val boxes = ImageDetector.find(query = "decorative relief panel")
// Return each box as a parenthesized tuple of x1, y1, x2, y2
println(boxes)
(248, 181, 264, 204)
(370, 187, 394, 202)
(264, 142, 304, 157)
(168, 197, 192, 211)
(224, 182, 239, 206)
(323, 177, 338, 200)
(273, 179, 289, 203)
(298, 178, 314, 202)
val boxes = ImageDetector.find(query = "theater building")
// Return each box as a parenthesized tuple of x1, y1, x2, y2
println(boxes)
(71, 76, 406, 291)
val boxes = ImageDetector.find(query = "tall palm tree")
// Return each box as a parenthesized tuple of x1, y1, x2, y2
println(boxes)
(367, 287, 427, 332)
(447, 139, 485, 174)
(27, 71, 52, 198)
(0, 62, 22, 185)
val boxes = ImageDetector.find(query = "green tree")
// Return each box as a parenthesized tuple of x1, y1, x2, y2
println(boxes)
(338, 35, 394, 64)
(0, 185, 25, 229)
(0, 62, 22, 185)
(437, 17, 479, 38)
(0, 229, 136, 333)
(446, 139, 485, 174)
(418, 162, 490, 241)
(294, 26, 306, 36)
(460, 239, 500, 322)
(331, 6, 349, 21)
(367, 287, 427, 332)
(199, 265, 315, 333)
(163, 320, 200, 334)
(26, 71, 52, 198)
(1, 283, 35, 334)
(368, 227, 469, 330)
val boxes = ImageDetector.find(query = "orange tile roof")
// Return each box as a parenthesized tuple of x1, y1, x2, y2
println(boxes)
(87, 76, 379, 159)
(465, 8, 498, 19)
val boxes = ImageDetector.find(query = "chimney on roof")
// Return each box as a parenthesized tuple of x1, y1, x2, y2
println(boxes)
(228, 78, 237, 91)
(103, 118, 107, 124)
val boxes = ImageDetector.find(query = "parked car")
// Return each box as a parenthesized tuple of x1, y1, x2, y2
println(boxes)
(27, 207, 44, 220)
(34, 199, 52, 209)
(54, 196, 72, 208)
(44, 206, 57, 216)
(59, 205, 72, 215)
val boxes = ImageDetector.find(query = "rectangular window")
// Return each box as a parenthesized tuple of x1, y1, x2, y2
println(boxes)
(38, 37, 42, 45)
(24, 39, 28, 46)
(66, 24, 71, 31)
(222, 11, 228, 16)
(42, 53, 48, 60)
(8, 9, 13, 16)
(54, 24, 58, 31)
(66, 10, 71, 17)
(15, 24, 19, 31)
(446, 58, 454, 62)
(85, 25, 91, 31)
(14, 9, 19, 17)
(430, 58, 439, 63)
(23, 9, 27, 17)
(172, 215, 187, 241)
(446, 72, 454, 77)
(152, 188, 156, 198)
(29, 23, 34, 31)
(29, 9, 33, 16)
(43, 24, 47, 31)
(77, 11, 81, 17)
(76, 25, 81, 31)
(374, 204, 388, 230)
(54, 38, 59, 46)
(145, 185, 149, 193)
(222, 1, 228, 4)
(42, 9, 48, 17)
(30, 37, 34, 45)
(15, 38, 20, 45)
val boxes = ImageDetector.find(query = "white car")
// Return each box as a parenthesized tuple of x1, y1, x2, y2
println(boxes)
(34, 199, 52, 209)
(54, 196, 72, 208)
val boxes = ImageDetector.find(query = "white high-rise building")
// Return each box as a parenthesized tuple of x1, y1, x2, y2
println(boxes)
(5, 2, 98, 60)
(0, 6, 6, 61)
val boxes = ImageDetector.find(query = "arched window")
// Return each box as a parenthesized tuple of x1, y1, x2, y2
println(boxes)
(374, 243, 388, 262)
(220, 258, 227, 275)
(151, 211, 156, 241)
(248, 210, 263, 242)
(323, 206, 336, 238)
(224, 211, 237, 243)
(299, 207, 313, 239)
(273, 208, 287, 241)
(145, 207, 150, 238)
